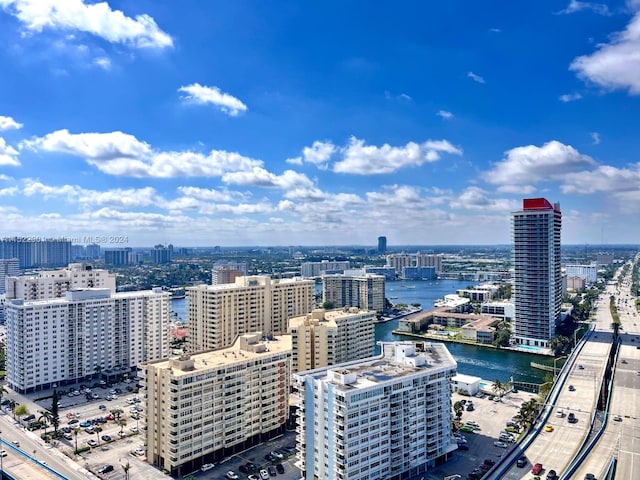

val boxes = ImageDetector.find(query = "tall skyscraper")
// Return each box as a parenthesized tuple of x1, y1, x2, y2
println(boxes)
(322, 272, 385, 312)
(377, 236, 387, 254)
(0, 237, 71, 268)
(0, 258, 19, 294)
(512, 198, 562, 348)
(293, 341, 457, 480)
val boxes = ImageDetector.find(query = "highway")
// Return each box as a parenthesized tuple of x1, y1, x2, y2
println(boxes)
(486, 259, 638, 480)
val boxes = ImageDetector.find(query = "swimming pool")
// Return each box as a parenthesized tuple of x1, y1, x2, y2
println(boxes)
(516, 345, 544, 353)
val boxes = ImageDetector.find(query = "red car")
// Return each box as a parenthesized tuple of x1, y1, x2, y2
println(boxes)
(532, 463, 543, 475)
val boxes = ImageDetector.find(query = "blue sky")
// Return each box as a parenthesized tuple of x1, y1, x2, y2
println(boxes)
(0, 0, 639, 247)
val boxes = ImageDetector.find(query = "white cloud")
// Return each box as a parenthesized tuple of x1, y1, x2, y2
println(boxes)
(437, 110, 454, 120)
(222, 167, 314, 190)
(467, 71, 486, 84)
(0, 115, 23, 130)
(0, 0, 173, 48)
(0, 137, 20, 166)
(293, 140, 336, 169)
(334, 137, 462, 175)
(484, 140, 597, 186)
(178, 83, 248, 117)
(449, 187, 520, 212)
(558, 0, 612, 15)
(497, 184, 537, 195)
(559, 92, 583, 102)
(93, 56, 111, 70)
(590, 132, 601, 144)
(22, 179, 159, 207)
(561, 164, 640, 194)
(176, 186, 247, 202)
(489, 28, 501, 33)
(23, 129, 264, 177)
(570, 13, 640, 94)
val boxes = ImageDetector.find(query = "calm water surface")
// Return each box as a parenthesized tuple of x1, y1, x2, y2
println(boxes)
(171, 279, 546, 384)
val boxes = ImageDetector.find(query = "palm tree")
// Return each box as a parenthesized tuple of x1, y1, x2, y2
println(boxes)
(94, 426, 103, 446)
(121, 461, 131, 480)
(453, 401, 464, 421)
(9, 400, 17, 420)
(73, 428, 79, 454)
(492, 380, 504, 398)
(111, 408, 123, 422)
(38, 410, 53, 441)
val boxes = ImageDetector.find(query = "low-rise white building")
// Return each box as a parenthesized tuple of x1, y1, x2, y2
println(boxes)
(451, 373, 481, 396)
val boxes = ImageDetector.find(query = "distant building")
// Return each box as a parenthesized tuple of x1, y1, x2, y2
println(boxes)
(104, 248, 130, 266)
(5, 263, 116, 300)
(567, 276, 586, 291)
(142, 333, 291, 476)
(456, 284, 498, 302)
(0, 237, 71, 268)
(596, 253, 614, 267)
(377, 236, 387, 254)
(187, 276, 314, 351)
(151, 244, 172, 264)
(6, 287, 170, 393)
(363, 265, 397, 280)
(293, 341, 457, 480)
(386, 253, 442, 277)
(0, 258, 20, 294)
(211, 260, 247, 285)
(402, 266, 436, 280)
(300, 260, 350, 278)
(322, 272, 385, 312)
(289, 307, 376, 372)
(564, 264, 598, 283)
(512, 198, 562, 348)
(85, 243, 101, 259)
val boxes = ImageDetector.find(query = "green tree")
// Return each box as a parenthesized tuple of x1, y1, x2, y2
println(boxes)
(111, 408, 123, 421)
(322, 300, 335, 309)
(14, 403, 28, 421)
(453, 400, 464, 421)
(9, 400, 17, 420)
(73, 428, 79, 454)
(38, 410, 53, 440)
(121, 460, 131, 480)
(492, 380, 504, 398)
(94, 426, 103, 446)
(50, 389, 61, 434)
(119, 418, 127, 435)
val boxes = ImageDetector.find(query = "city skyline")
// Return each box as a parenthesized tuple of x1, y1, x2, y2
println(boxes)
(1, 1, 640, 246)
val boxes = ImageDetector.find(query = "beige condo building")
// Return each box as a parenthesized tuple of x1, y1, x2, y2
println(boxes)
(289, 307, 376, 373)
(187, 275, 313, 351)
(322, 273, 385, 313)
(142, 333, 292, 477)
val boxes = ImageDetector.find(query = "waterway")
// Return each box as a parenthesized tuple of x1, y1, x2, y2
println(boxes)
(171, 279, 547, 385)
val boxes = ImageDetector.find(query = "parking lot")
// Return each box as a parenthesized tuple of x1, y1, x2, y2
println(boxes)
(420, 389, 538, 480)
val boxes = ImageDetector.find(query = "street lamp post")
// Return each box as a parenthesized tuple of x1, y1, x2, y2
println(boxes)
(554, 356, 567, 378)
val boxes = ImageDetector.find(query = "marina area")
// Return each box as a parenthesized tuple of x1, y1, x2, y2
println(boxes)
(171, 279, 548, 385)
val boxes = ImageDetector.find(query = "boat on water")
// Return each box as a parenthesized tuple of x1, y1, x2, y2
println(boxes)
(405, 285, 416, 289)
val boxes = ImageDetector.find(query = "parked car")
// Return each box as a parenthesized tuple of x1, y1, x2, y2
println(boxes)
(493, 441, 508, 448)
(87, 439, 98, 447)
(532, 463, 543, 475)
(225, 471, 238, 479)
(271, 450, 284, 459)
(268, 466, 277, 476)
(275, 464, 285, 474)
(568, 413, 578, 423)
(613, 415, 622, 421)
(259, 470, 269, 480)
(200, 463, 215, 472)
(101, 434, 112, 442)
(0, 450, 7, 457)
(547, 469, 557, 479)
(516, 456, 527, 468)
(457, 444, 469, 450)
(11, 440, 19, 447)
(97, 465, 114, 474)
(568, 385, 576, 391)
(133, 448, 145, 456)
(544, 424, 554, 432)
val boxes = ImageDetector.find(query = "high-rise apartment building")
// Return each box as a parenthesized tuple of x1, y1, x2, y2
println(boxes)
(564, 263, 598, 283)
(104, 248, 130, 265)
(187, 276, 313, 351)
(300, 260, 350, 278)
(0, 237, 71, 268)
(142, 332, 291, 476)
(5, 263, 116, 300)
(293, 341, 457, 480)
(322, 273, 385, 312)
(512, 198, 562, 348)
(386, 253, 442, 276)
(289, 307, 375, 372)
(5, 287, 170, 393)
(211, 260, 248, 285)
(0, 258, 19, 294)
(377, 236, 387, 254)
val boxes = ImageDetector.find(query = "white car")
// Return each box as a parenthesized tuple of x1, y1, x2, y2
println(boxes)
(493, 441, 508, 448)
(0, 450, 7, 457)
(225, 471, 239, 479)
(133, 448, 145, 456)
(259, 470, 269, 480)
(201, 463, 215, 472)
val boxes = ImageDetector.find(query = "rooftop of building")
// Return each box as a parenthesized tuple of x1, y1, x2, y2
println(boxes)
(289, 307, 375, 328)
(187, 275, 313, 292)
(145, 332, 292, 376)
(7, 287, 168, 306)
(295, 341, 456, 391)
